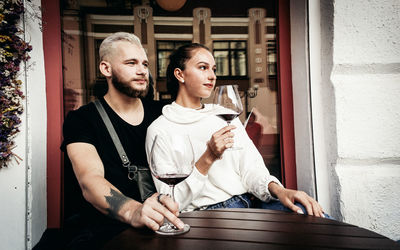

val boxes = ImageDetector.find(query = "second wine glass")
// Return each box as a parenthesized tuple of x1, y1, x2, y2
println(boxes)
(149, 133, 194, 235)
(213, 84, 243, 150)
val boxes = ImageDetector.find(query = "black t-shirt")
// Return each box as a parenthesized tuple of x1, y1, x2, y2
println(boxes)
(61, 97, 164, 225)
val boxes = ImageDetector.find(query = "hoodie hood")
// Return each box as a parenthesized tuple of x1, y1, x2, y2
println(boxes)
(162, 102, 216, 124)
(162, 102, 238, 124)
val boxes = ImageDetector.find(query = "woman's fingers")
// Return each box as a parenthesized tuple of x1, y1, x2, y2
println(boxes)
(208, 125, 236, 156)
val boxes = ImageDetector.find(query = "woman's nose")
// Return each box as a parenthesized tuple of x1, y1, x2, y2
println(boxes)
(208, 69, 216, 80)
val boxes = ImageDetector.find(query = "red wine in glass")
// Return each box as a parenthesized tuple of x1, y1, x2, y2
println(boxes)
(217, 113, 241, 124)
(149, 134, 194, 235)
(213, 84, 244, 150)
(156, 174, 190, 186)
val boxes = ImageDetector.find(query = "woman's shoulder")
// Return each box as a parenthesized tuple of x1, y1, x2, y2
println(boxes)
(148, 113, 169, 130)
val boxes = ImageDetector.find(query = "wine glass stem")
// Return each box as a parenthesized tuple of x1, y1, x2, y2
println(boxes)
(170, 185, 175, 202)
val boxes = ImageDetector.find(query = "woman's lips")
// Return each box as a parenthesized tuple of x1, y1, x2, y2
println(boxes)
(204, 83, 214, 88)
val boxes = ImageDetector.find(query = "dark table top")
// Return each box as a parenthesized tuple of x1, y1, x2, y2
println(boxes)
(103, 208, 400, 250)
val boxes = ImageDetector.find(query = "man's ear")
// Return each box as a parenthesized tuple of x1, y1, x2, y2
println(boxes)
(174, 68, 184, 83)
(99, 61, 112, 77)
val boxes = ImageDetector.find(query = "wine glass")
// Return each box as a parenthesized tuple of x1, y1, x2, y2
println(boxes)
(149, 133, 194, 235)
(213, 84, 243, 150)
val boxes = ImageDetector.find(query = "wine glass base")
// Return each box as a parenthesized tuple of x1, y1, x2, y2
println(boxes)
(155, 223, 190, 236)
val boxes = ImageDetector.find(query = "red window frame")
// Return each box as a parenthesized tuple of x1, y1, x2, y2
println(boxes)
(42, 0, 296, 227)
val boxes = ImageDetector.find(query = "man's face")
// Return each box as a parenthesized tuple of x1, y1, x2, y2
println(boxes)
(108, 41, 149, 98)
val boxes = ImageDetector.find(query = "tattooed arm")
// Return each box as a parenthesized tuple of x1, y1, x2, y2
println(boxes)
(67, 142, 184, 230)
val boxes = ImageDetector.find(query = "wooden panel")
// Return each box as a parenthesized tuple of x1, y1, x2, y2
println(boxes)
(211, 26, 248, 34)
(154, 25, 193, 34)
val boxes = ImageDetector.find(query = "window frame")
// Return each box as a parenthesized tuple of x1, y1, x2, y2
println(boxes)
(213, 40, 249, 79)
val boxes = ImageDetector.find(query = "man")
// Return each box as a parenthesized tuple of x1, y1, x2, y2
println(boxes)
(61, 32, 183, 248)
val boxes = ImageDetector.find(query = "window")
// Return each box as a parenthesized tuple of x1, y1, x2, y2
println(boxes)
(213, 41, 247, 77)
(267, 39, 277, 76)
(157, 41, 190, 78)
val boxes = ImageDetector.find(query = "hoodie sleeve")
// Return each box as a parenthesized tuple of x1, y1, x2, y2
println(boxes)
(231, 118, 283, 202)
(145, 118, 208, 211)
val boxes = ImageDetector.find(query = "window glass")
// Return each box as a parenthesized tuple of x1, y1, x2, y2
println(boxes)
(213, 41, 247, 77)
(157, 41, 190, 77)
(230, 50, 247, 76)
(214, 51, 229, 76)
(157, 51, 172, 78)
(213, 42, 229, 49)
(231, 41, 246, 49)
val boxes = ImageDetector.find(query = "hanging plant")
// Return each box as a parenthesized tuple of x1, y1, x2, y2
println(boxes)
(0, 0, 32, 167)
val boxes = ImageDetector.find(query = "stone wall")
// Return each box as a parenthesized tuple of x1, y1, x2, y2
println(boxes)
(331, 0, 400, 240)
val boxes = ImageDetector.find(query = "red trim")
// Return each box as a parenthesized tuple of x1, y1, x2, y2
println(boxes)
(277, 0, 297, 189)
(42, 0, 63, 228)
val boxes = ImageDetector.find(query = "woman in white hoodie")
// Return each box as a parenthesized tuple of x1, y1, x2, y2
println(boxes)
(145, 43, 326, 217)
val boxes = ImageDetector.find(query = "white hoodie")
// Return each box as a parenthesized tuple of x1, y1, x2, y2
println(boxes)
(145, 102, 282, 212)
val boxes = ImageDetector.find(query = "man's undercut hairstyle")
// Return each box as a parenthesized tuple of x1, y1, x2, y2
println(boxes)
(99, 32, 143, 61)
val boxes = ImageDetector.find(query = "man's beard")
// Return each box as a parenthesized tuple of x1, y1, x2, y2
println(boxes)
(111, 72, 149, 98)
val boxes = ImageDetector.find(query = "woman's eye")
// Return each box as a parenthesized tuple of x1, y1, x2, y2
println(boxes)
(199, 66, 206, 70)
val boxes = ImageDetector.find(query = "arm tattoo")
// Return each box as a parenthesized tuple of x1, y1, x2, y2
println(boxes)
(105, 189, 130, 219)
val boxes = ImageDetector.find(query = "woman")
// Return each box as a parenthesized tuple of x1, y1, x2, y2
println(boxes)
(145, 43, 325, 217)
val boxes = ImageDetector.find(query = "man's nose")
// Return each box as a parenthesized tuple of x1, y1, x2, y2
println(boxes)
(136, 64, 147, 75)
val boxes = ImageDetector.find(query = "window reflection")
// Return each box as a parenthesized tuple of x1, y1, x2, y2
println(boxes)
(157, 41, 190, 77)
(213, 41, 247, 77)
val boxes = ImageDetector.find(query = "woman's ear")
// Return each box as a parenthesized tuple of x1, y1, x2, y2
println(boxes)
(174, 68, 184, 83)
(99, 61, 112, 78)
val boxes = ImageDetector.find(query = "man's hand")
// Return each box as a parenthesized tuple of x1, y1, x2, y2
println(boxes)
(268, 182, 325, 217)
(126, 193, 184, 231)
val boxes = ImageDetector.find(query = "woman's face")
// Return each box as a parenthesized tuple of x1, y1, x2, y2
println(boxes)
(180, 48, 217, 99)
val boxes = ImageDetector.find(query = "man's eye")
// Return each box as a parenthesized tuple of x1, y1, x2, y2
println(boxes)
(200, 66, 206, 70)
(143, 63, 149, 67)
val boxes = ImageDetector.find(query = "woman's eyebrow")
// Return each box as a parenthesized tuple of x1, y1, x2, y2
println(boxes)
(197, 61, 216, 67)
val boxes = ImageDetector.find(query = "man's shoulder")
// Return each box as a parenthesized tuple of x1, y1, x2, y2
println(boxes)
(142, 99, 166, 111)
(142, 99, 167, 121)
(63, 101, 99, 129)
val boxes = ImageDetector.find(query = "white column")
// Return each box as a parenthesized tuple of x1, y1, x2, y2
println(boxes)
(0, 0, 47, 249)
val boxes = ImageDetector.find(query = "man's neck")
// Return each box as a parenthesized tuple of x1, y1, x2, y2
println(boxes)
(104, 91, 144, 126)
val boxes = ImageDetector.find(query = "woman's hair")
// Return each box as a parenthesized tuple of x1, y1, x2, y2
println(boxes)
(166, 43, 210, 100)
(99, 32, 142, 61)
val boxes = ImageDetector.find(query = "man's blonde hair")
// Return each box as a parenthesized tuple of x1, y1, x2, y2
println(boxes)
(99, 32, 143, 61)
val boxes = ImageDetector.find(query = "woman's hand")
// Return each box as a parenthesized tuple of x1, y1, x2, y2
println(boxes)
(207, 125, 236, 159)
(195, 125, 236, 175)
(268, 182, 325, 217)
